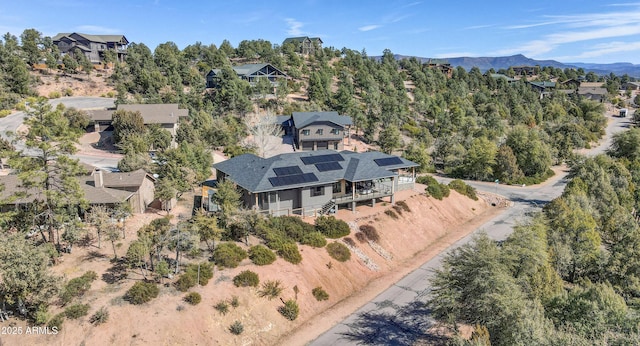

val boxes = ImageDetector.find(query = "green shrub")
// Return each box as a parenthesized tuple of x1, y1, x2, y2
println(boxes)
(214, 300, 229, 315)
(268, 216, 315, 242)
(312, 287, 329, 301)
(64, 304, 90, 319)
(63, 88, 73, 96)
(184, 292, 202, 305)
(233, 270, 260, 287)
(416, 175, 438, 186)
(278, 299, 299, 321)
(448, 179, 478, 200)
(258, 280, 284, 300)
(277, 242, 302, 264)
(229, 320, 244, 335)
(315, 216, 350, 238)
(60, 271, 98, 305)
(174, 272, 197, 292)
(213, 242, 247, 269)
(48, 313, 65, 331)
(48, 91, 61, 99)
(343, 237, 356, 247)
(176, 262, 215, 290)
(90, 306, 109, 325)
(0, 109, 11, 118)
(359, 225, 380, 242)
(249, 245, 277, 265)
(34, 305, 49, 325)
(426, 182, 450, 200)
(125, 282, 159, 304)
(326, 242, 351, 262)
(301, 231, 327, 248)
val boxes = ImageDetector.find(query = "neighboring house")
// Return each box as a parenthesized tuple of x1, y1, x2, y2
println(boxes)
(213, 150, 418, 216)
(424, 59, 453, 78)
(528, 81, 556, 98)
(290, 111, 352, 151)
(0, 168, 155, 214)
(52, 33, 128, 63)
(622, 82, 640, 91)
(512, 66, 536, 76)
(577, 87, 608, 102)
(282, 37, 323, 55)
(206, 63, 287, 88)
(85, 104, 189, 147)
(489, 73, 517, 85)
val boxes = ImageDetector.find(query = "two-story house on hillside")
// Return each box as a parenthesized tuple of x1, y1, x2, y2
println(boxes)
(206, 63, 287, 88)
(213, 150, 418, 216)
(289, 112, 352, 151)
(282, 37, 323, 55)
(52, 33, 128, 63)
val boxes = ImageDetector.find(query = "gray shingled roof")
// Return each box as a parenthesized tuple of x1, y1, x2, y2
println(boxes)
(291, 112, 352, 129)
(208, 63, 286, 79)
(52, 33, 128, 44)
(86, 104, 188, 124)
(101, 169, 156, 188)
(214, 150, 418, 193)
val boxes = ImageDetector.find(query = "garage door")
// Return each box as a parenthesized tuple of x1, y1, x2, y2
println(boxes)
(302, 142, 314, 151)
(317, 141, 328, 150)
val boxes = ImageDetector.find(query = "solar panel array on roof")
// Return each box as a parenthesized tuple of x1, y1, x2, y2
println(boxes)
(268, 173, 319, 187)
(315, 161, 343, 172)
(273, 166, 303, 176)
(374, 157, 404, 166)
(300, 154, 344, 165)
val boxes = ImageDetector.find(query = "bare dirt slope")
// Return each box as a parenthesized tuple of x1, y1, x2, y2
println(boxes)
(0, 187, 504, 346)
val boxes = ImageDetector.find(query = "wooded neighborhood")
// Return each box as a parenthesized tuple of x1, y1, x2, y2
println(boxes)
(1, 27, 640, 345)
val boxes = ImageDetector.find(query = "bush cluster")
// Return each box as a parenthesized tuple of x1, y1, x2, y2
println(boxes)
(277, 243, 302, 264)
(233, 270, 260, 287)
(395, 201, 411, 212)
(214, 300, 229, 315)
(184, 292, 202, 305)
(427, 183, 450, 200)
(60, 271, 98, 305)
(125, 282, 159, 305)
(48, 313, 65, 331)
(312, 286, 330, 301)
(315, 216, 351, 238)
(359, 225, 380, 242)
(384, 209, 399, 219)
(448, 179, 478, 200)
(213, 242, 247, 269)
(64, 304, 90, 319)
(301, 231, 327, 248)
(248, 245, 277, 265)
(326, 242, 351, 262)
(416, 175, 438, 186)
(175, 262, 214, 292)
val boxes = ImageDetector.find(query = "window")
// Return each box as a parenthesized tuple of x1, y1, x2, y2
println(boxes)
(316, 129, 324, 135)
(331, 129, 341, 135)
(311, 186, 324, 197)
(302, 129, 310, 136)
(332, 182, 341, 194)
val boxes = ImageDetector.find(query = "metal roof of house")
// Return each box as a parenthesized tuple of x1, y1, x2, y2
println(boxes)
(213, 150, 418, 194)
(291, 111, 352, 129)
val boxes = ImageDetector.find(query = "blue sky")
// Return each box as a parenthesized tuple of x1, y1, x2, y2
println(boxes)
(3, 1, 640, 64)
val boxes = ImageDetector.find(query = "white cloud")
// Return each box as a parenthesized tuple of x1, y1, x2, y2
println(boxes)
(76, 25, 120, 34)
(359, 25, 381, 32)
(285, 18, 304, 36)
(553, 41, 640, 61)
(464, 24, 494, 30)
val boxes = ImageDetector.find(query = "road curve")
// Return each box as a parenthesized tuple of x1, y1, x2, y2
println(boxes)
(309, 112, 632, 345)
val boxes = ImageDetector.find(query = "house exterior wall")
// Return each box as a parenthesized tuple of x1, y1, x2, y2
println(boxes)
(300, 185, 332, 210)
(295, 121, 344, 150)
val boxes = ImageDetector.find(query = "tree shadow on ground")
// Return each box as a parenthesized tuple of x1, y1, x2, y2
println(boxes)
(83, 250, 108, 261)
(102, 259, 129, 284)
(339, 300, 448, 345)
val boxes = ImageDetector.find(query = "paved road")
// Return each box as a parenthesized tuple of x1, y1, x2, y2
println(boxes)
(310, 112, 632, 345)
(0, 97, 120, 169)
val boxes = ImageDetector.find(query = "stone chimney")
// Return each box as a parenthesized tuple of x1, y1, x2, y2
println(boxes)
(93, 168, 104, 188)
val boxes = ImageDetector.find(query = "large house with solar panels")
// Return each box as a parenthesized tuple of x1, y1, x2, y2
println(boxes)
(213, 150, 418, 216)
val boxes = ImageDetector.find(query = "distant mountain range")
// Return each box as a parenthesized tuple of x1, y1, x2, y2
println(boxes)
(384, 54, 640, 77)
